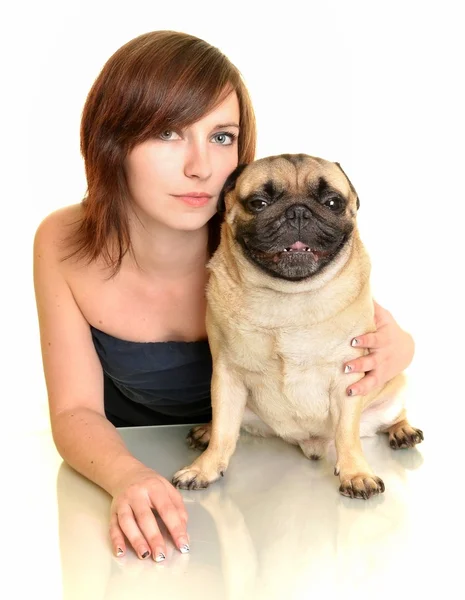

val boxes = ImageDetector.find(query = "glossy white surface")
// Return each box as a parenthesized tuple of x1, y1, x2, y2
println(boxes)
(9, 416, 463, 599)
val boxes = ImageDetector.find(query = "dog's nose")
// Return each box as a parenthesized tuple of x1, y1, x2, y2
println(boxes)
(285, 205, 311, 227)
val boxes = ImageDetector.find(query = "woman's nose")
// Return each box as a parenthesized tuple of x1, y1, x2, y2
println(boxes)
(184, 142, 212, 179)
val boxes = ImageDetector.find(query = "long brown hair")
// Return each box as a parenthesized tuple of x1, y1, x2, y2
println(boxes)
(62, 30, 257, 277)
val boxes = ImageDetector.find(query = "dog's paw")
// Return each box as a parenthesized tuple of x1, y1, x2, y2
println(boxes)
(186, 423, 212, 450)
(388, 424, 424, 449)
(338, 473, 385, 499)
(172, 464, 223, 490)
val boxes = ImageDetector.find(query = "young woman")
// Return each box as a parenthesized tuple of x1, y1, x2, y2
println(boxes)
(33, 30, 414, 563)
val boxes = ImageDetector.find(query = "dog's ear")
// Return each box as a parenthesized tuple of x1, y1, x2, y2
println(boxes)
(217, 164, 248, 213)
(335, 162, 360, 210)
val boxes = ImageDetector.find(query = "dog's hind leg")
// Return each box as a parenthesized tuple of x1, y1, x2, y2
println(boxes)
(187, 406, 275, 450)
(382, 415, 424, 449)
(359, 374, 424, 449)
(187, 423, 212, 450)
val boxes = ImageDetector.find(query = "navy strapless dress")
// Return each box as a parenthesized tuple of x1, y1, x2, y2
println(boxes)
(90, 326, 213, 427)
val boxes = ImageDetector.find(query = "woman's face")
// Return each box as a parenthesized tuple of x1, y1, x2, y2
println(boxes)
(125, 89, 240, 232)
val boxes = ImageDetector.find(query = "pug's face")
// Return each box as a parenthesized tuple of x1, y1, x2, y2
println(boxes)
(219, 154, 360, 281)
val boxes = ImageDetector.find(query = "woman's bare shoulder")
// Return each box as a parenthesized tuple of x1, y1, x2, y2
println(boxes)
(34, 203, 86, 266)
(33, 203, 112, 327)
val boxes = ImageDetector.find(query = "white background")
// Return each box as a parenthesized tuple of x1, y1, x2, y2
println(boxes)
(1, 0, 464, 436)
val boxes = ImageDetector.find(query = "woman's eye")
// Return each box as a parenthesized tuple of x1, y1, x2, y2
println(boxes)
(213, 132, 237, 145)
(159, 130, 180, 140)
(158, 130, 237, 145)
(324, 197, 343, 211)
(248, 199, 268, 211)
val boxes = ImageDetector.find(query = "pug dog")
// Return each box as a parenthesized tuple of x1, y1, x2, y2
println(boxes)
(172, 154, 423, 499)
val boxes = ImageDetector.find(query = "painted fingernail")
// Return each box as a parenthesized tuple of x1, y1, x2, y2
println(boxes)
(154, 552, 166, 563)
(179, 544, 190, 554)
(347, 388, 354, 396)
(141, 550, 150, 559)
(351, 338, 360, 346)
(344, 365, 352, 373)
(116, 547, 124, 557)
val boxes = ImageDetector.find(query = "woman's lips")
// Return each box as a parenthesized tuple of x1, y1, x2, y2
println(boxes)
(173, 195, 212, 207)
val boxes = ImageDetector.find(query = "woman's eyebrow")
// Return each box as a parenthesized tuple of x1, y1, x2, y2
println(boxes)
(213, 123, 240, 129)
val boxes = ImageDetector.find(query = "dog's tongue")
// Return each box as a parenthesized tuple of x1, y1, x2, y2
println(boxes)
(289, 241, 308, 250)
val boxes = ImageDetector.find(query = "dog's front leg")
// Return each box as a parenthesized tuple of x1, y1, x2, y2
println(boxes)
(331, 392, 385, 499)
(172, 360, 247, 490)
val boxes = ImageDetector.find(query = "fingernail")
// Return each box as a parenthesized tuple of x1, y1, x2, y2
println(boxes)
(347, 388, 354, 396)
(154, 552, 166, 563)
(116, 547, 124, 557)
(351, 338, 360, 346)
(141, 550, 150, 559)
(179, 544, 190, 554)
(344, 365, 352, 373)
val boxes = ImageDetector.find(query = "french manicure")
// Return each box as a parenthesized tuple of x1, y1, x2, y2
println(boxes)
(155, 552, 166, 563)
(344, 365, 352, 373)
(116, 547, 124, 557)
(179, 544, 190, 554)
(351, 338, 360, 346)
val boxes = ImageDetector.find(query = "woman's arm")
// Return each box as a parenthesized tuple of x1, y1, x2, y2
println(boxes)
(343, 299, 415, 397)
(52, 406, 189, 560)
(33, 210, 189, 561)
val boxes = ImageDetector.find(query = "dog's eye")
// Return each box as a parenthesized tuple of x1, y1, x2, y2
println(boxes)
(323, 197, 343, 211)
(248, 199, 268, 212)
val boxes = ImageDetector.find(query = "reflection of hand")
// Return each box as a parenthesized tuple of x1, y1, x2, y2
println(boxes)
(344, 300, 415, 397)
(110, 465, 190, 562)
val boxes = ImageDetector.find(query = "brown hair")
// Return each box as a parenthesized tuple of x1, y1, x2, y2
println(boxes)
(62, 30, 257, 277)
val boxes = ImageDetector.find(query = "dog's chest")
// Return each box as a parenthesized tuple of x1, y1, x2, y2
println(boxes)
(220, 302, 370, 438)
(227, 325, 338, 436)
(226, 321, 347, 374)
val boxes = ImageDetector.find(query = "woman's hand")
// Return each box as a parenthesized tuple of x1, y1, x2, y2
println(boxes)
(109, 464, 190, 562)
(344, 300, 415, 397)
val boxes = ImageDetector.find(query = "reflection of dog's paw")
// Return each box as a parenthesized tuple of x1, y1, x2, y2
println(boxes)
(388, 424, 424, 450)
(338, 473, 385, 499)
(186, 423, 211, 450)
(172, 464, 222, 490)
